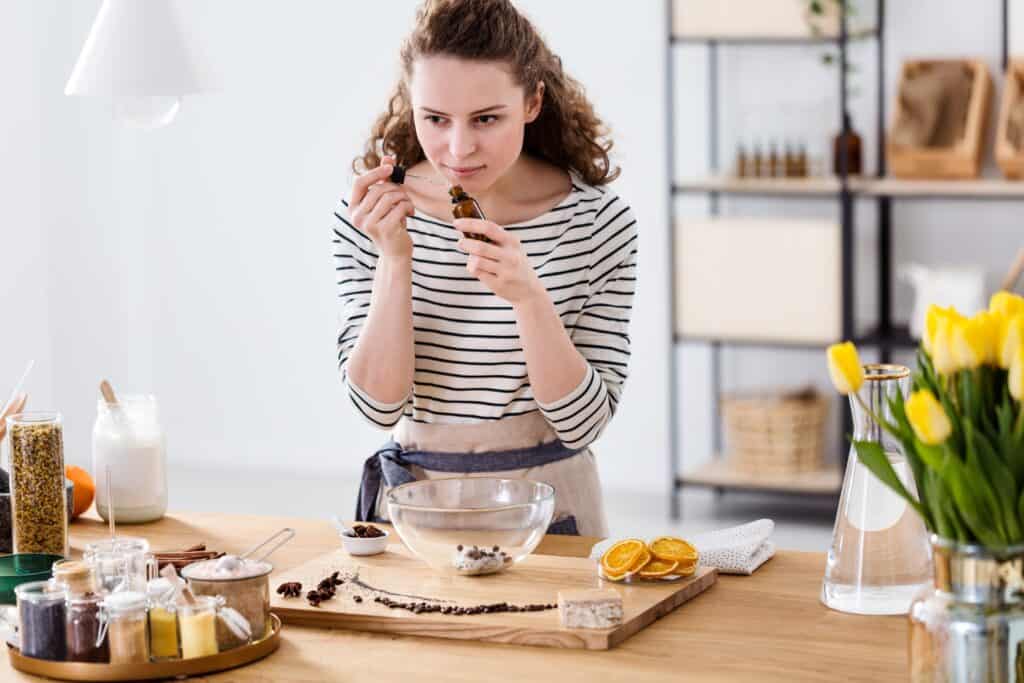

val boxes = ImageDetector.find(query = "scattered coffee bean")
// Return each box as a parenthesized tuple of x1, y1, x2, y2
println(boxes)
(368, 596, 556, 617)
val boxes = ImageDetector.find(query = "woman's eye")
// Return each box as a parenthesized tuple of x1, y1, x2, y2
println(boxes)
(425, 115, 447, 125)
(476, 115, 498, 125)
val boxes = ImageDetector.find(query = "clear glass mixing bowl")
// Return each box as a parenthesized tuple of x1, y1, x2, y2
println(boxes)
(386, 478, 555, 576)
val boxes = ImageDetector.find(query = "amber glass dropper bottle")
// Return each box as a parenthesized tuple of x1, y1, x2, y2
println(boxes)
(387, 166, 489, 242)
(449, 185, 490, 242)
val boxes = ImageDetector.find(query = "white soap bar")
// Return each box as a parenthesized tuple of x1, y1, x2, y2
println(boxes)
(558, 589, 623, 629)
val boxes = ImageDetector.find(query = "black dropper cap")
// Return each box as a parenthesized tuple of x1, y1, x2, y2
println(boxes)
(389, 165, 407, 184)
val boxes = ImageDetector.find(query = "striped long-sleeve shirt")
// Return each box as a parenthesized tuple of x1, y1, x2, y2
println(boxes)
(332, 174, 637, 451)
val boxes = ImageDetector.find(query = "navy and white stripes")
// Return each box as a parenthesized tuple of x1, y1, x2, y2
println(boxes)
(332, 176, 637, 451)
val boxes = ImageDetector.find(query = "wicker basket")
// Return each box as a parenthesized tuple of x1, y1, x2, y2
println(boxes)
(722, 388, 830, 475)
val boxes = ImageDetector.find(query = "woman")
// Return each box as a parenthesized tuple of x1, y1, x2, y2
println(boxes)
(333, 0, 637, 537)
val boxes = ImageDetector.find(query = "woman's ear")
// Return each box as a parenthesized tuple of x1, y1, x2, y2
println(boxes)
(525, 81, 545, 123)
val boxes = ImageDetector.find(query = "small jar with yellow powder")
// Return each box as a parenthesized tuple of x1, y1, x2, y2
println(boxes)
(146, 578, 180, 661)
(178, 595, 250, 659)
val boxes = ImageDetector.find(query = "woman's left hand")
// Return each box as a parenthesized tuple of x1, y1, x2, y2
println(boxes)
(454, 219, 544, 305)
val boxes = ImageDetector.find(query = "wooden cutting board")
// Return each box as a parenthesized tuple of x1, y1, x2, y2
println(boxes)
(269, 545, 716, 650)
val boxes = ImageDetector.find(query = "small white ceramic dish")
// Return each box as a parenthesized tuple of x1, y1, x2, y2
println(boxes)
(333, 524, 389, 561)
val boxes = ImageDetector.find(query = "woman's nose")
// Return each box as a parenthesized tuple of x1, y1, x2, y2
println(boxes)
(448, 125, 477, 160)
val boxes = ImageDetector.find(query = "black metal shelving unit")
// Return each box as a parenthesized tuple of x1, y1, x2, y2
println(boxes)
(666, 0, 1015, 519)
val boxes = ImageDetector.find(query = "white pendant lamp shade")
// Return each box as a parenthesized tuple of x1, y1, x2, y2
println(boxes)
(65, 0, 207, 128)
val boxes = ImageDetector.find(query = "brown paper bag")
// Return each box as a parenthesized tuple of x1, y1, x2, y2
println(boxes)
(892, 62, 974, 148)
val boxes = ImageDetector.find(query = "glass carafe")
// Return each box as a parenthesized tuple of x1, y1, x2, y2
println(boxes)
(821, 363, 932, 615)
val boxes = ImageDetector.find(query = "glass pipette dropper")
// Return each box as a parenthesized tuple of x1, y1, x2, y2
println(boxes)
(388, 165, 446, 186)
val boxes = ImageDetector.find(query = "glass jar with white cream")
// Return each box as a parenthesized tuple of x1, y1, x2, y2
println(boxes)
(92, 395, 167, 524)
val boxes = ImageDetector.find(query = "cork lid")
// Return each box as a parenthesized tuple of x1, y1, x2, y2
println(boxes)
(51, 560, 95, 595)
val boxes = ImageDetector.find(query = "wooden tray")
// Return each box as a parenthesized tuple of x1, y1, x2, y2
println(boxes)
(7, 614, 281, 681)
(270, 546, 717, 650)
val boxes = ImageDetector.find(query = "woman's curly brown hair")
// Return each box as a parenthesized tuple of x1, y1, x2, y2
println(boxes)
(353, 0, 619, 186)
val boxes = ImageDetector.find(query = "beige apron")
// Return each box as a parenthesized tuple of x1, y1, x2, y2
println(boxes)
(371, 412, 608, 537)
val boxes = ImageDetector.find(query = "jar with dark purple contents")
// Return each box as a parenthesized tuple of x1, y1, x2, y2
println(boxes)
(65, 592, 109, 662)
(15, 580, 67, 661)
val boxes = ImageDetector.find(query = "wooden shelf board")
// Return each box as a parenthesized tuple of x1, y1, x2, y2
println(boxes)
(678, 459, 842, 496)
(671, 28, 877, 44)
(673, 333, 837, 349)
(675, 175, 1024, 199)
(674, 176, 842, 196)
(865, 177, 1024, 198)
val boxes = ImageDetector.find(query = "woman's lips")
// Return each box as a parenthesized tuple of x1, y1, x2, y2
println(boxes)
(446, 165, 484, 178)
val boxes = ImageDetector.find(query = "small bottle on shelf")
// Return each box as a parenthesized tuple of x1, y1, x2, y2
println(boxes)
(796, 144, 809, 178)
(783, 141, 795, 178)
(768, 142, 780, 178)
(752, 141, 764, 177)
(735, 143, 748, 178)
(832, 113, 863, 177)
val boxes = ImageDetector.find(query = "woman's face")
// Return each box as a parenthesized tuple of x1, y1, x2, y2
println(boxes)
(410, 56, 542, 193)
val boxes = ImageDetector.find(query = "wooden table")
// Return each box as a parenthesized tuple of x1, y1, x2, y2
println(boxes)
(4, 511, 907, 682)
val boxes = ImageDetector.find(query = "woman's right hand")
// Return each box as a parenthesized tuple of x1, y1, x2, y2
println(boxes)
(348, 155, 415, 261)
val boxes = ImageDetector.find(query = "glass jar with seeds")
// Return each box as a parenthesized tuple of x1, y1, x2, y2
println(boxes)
(5, 412, 68, 557)
(15, 580, 67, 661)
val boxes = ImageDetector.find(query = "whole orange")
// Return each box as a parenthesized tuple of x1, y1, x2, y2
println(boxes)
(65, 465, 96, 518)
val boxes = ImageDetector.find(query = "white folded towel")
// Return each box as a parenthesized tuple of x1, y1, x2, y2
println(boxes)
(590, 519, 776, 576)
(690, 519, 775, 575)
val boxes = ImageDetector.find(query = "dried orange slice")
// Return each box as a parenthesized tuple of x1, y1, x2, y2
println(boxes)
(599, 566, 629, 582)
(628, 547, 652, 573)
(600, 539, 645, 575)
(638, 558, 679, 578)
(649, 536, 698, 563)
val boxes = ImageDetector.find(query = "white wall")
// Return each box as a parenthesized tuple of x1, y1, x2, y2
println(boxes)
(0, 1, 55, 411)
(3, 0, 1021, 514)
(10, 1, 670, 501)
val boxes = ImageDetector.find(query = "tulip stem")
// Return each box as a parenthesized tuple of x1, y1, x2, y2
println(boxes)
(852, 392, 902, 443)
(945, 373, 959, 413)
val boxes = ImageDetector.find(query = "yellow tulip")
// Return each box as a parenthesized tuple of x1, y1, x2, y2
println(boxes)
(951, 312, 998, 370)
(923, 304, 950, 355)
(990, 290, 1024, 319)
(905, 390, 953, 445)
(1000, 315, 1024, 370)
(931, 314, 959, 375)
(979, 312, 1000, 365)
(827, 342, 864, 395)
(1011, 344, 1024, 402)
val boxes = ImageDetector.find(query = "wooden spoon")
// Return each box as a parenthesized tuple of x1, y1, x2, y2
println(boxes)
(160, 563, 196, 606)
(1000, 248, 1024, 293)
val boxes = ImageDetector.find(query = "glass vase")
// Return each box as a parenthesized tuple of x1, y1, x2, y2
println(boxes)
(821, 364, 932, 614)
(910, 537, 1024, 682)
